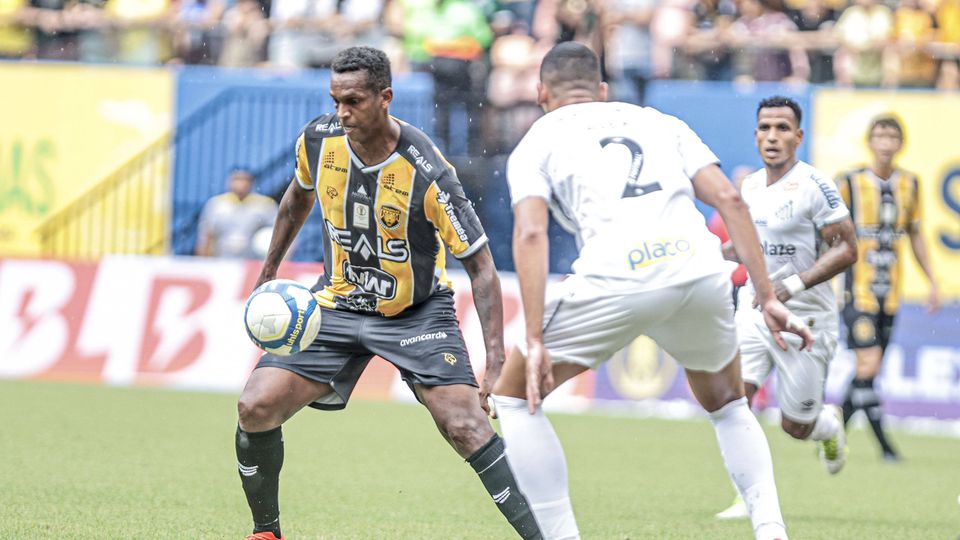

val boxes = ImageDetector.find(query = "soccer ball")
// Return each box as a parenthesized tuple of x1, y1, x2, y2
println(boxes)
(244, 279, 322, 356)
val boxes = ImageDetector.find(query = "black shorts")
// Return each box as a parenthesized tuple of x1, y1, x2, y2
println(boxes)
(842, 301, 896, 351)
(256, 289, 477, 410)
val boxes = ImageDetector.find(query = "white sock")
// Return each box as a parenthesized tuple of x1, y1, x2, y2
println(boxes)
(709, 397, 787, 539)
(491, 395, 581, 540)
(808, 407, 841, 442)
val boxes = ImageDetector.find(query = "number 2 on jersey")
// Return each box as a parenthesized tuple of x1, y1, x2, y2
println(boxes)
(600, 136, 663, 198)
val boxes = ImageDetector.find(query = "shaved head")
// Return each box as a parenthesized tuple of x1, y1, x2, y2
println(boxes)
(539, 42, 601, 93)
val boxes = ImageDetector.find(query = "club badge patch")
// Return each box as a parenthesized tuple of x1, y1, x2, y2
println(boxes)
(379, 205, 402, 230)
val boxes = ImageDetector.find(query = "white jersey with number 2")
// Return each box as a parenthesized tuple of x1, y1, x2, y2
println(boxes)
(507, 101, 729, 291)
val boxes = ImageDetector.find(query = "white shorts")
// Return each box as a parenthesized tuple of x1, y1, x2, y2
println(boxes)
(736, 308, 838, 423)
(537, 272, 738, 373)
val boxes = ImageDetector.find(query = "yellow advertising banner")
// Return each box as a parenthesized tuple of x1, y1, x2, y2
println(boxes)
(812, 89, 960, 302)
(0, 63, 172, 256)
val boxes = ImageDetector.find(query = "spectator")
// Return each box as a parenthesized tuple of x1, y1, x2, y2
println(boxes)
(729, 0, 809, 83)
(602, 0, 657, 103)
(420, 0, 493, 155)
(934, 0, 960, 89)
(681, 0, 736, 81)
(219, 0, 269, 67)
(25, 0, 79, 60)
(171, 0, 223, 65)
(485, 12, 545, 153)
(195, 168, 279, 259)
(886, 0, 937, 88)
(833, 0, 893, 87)
(267, 0, 382, 69)
(650, 0, 696, 79)
(101, 0, 173, 65)
(0, 0, 31, 58)
(789, 0, 838, 83)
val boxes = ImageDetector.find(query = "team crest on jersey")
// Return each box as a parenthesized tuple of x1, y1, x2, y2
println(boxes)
(326, 186, 339, 199)
(379, 205, 402, 229)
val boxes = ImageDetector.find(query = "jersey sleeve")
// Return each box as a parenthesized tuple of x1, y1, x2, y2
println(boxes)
(506, 128, 552, 205)
(424, 169, 489, 259)
(835, 172, 852, 209)
(809, 174, 849, 227)
(670, 116, 720, 178)
(294, 131, 314, 190)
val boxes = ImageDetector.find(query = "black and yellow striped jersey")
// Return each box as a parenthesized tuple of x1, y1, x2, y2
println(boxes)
(294, 114, 488, 317)
(835, 166, 921, 314)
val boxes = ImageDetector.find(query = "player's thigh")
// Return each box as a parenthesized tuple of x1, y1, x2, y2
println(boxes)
(238, 367, 334, 430)
(735, 308, 775, 389)
(255, 306, 374, 411)
(773, 330, 835, 424)
(362, 289, 479, 397)
(646, 272, 739, 373)
(493, 345, 589, 399)
(535, 275, 667, 369)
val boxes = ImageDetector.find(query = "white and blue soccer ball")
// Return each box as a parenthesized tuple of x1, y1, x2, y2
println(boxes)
(244, 279, 322, 356)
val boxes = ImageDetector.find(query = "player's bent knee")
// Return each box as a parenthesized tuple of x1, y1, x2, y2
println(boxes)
(237, 393, 284, 432)
(438, 413, 495, 455)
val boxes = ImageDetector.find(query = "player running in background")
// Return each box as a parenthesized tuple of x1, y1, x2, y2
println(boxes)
(835, 115, 941, 461)
(715, 96, 858, 520)
(491, 42, 813, 540)
(234, 47, 542, 540)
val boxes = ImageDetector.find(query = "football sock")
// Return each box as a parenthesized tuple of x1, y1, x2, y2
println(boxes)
(808, 406, 841, 442)
(708, 397, 786, 538)
(492, 395, 580, 540)
(468, 434, 543, 540)
(236, 425, 284, 537)
(849, 378, 898, 456)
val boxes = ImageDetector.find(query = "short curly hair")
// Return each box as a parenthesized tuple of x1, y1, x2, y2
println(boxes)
(757, 96, 802, 126)
(331, 46, 392, 93)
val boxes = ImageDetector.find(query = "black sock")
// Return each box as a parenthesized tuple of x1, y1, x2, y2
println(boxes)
(842, 380, 857, 426)
(468, 435, 543, 540)
(850, 378, 898, 456)
(236, 425, 284, 537)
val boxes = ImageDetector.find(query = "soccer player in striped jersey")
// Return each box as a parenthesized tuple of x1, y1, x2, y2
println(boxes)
(234, 46, 542, 540)
(835, 115, 941, 461)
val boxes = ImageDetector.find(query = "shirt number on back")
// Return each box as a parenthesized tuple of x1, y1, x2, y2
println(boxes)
(600, 136, 663, 198)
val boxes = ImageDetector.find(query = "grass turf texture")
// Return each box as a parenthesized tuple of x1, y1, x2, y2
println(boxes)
(1, 380, 957, 539)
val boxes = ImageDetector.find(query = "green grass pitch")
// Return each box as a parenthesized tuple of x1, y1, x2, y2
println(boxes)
(1, 380, 958, 539)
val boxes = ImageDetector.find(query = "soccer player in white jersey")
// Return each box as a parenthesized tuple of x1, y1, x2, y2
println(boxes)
(490, 42, 814, 540)
(714, 96, 858, 521)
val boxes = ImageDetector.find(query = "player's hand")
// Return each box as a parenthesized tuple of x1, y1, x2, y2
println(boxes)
(525, 340, 554, 415)
(760, 298, 814, 351)
(927, 284, 941, 315)
(479, 352, 504, 419)
(772, 279, 793, 303)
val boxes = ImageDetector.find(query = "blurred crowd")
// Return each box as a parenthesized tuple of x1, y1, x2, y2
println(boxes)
(3, 0, 957, 152)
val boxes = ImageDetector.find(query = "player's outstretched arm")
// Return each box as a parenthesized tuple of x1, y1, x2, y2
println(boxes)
(777, 218, 857, 302)
(254, 179, 314, 288)
(692, 164, 814, 351)
(512, 196, 554, 413)
(461, 245, 506, 417)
